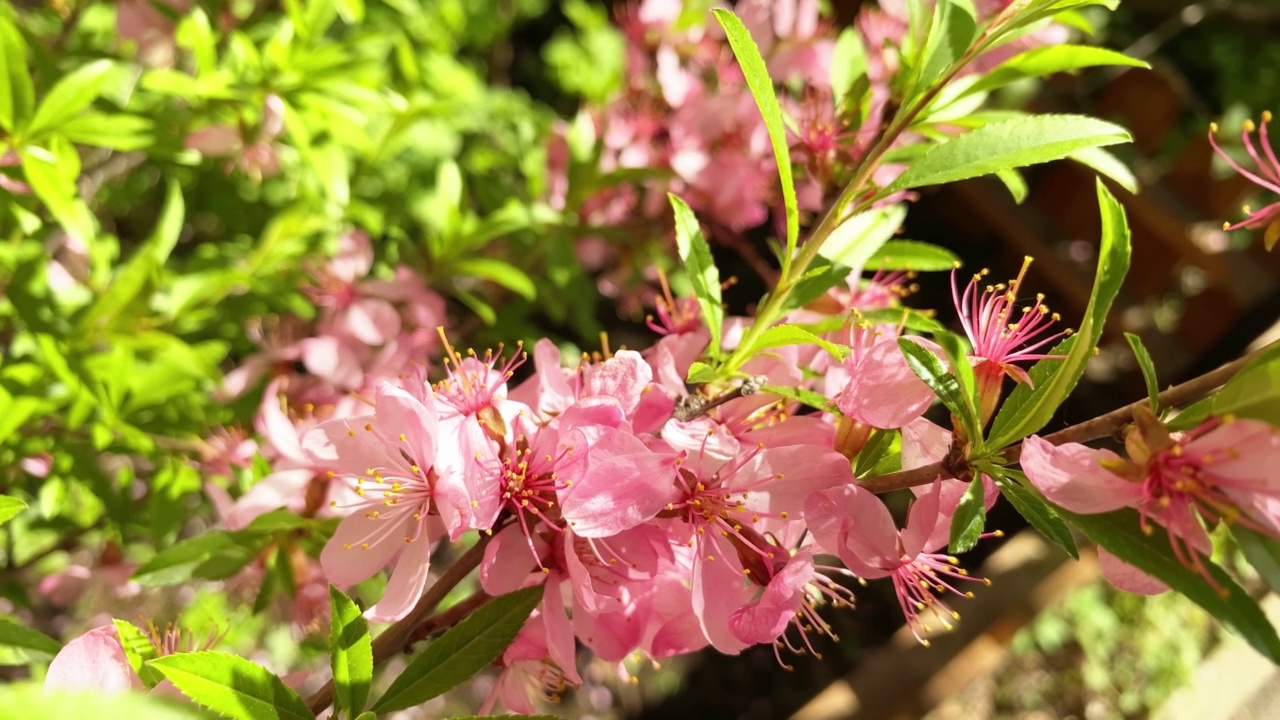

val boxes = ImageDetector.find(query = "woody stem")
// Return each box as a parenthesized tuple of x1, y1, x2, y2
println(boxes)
(858, 340, 1279, 494)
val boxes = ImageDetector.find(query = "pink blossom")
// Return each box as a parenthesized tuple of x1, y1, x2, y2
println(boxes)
(805, 480, 988, 644)
(1210, 113, 1280, 250)
(1021, 411, 1280, 588)
(45, 625, 142, 694)
(305, 382, 444, 621)
(836, 325, 940, 429)
(116, 0, 191, 67)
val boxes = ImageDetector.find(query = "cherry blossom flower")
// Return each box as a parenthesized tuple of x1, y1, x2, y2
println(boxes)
(1209, 112, 1280, 250)
(1020, 408, 1280, 590)
(836, 324, 940, 429)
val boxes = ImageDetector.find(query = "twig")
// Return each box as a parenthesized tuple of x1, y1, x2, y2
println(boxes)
(858, 340, 1277, 494)
(304, 535, 493, 715)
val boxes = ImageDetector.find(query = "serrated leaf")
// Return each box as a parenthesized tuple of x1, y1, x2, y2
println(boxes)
(686, 361, 717, 384)
(114, 620, 164, 688)
(329, 586, 372, 718)
(712, 9, 798, 268)
(886, 114, 1131, 192)
(372, 587, 543, 713)
(0, 616, 61, 665)
(1124, 332, 1159, 412)
(989, 468, 1078, 558)
(761, 384, 834, 413)
(967, 45, 1148, 97)
(669, 194, 723, 359)
(26, 59, 114, 138)
(0, 495, 27, 526)
(948, 476, 987, 554)
(148, 652, 315, 720)
(898, 338, 982, 442)
(865, 240, 960, 272)
(988, 181, 1130, 447)
(1059, 507, 1280, 663)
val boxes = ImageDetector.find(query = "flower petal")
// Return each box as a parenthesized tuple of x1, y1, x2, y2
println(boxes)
(1020, 435, 1141, 514)
(320, 512, 407, 588)
(365, 529, 434, 622)
(45, 625, 141, 693)
(1097, 546, 1167, 595)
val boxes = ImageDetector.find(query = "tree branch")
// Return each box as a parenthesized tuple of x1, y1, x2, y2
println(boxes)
(858, 340, 1277, 494)
(304, 534, 493, 715)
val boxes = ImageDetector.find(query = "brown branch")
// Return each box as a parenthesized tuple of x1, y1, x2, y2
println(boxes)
(858, 340, 1277, 494)
(304, 534, 493, 715)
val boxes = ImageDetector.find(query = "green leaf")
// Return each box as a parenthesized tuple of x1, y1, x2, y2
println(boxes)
(948, 477, 987, 554)
(148, 652, 315, 720)
(686, 361, 718, 384)
(26, 59, 114, 138)
(830, 27, 867, 107)
(818, 204, 906, 271)
(967, 45, 1148, 97)
(898, 338, 982, 442)
(995, 168, 1028, 204)
(854, 429, 897, 477)
(372, 587, 543, 713)
(712, 9, 798, 269)
(1208, 348, 1280, 425)
(20, 141, 96, 245)
(132, 530, 272, 586)
(761, 384, 834, 414)
(329, 586, 372, 718)
(58, 112, 155, 151)
(0, 15, 33, 131)
(453, 257, 537, 301)
(0, 616, 61, 665)
(1070, 146, 1139, 194)
(865, 240, 960, 272)
(1, 682, 202, 719)
(988, 181, 1131, 447)
(751, 324, 848, 362)
(114, 620, 164, 688)
(1234, 526, 1280, 596)
(886, 114, 1131, 193)
(934, 330, 978, 430)
(333, 0, 366, 24)
(0, 495, 27, 526)
(915, 0, 976, 93)
(1059, 507, 1280, 663)
(1124, 332, 1159, 412)
(669, 193, 723, 359)
(988, 468, 1078, 558)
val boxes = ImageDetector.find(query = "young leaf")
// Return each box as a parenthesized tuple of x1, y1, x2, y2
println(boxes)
(686, 361, 718, 384)
(987, 468, 1078, 559)
(751, 324, 848, 362)
(865, 240, 960, 272)
(711, 9, 799, 268)
(1124, 332, 1159, 412)
(948, 478, 987, 554)
(0, 15, 34, 131)
(898, 338, 982, 443)
(914, 0, 977, 93)
(148, 652, 315, 720)
(933, 330, 978, 429)
(987, 181, 1131, 448)
(0, 495, 27, 526)
(886, 114, 1131, 193)
(132, 530, 272, 586)
(329, 586, 373, 719)
(26, 59, 115, 138)
(372, 586, 543, 713)
(965, 45, 1149, 97)
(830, 27, 867, 107)
(854, 429, 897, 477)
(761, 384, 834, 414)
(20, 141, 96, 245)
(995, 168, 1028, 204)
(818, 204, 907, 271)
(0, 616, 61, 665)
(113, 620, 164, 688)
(668, 194, 723, 359)
(59, 112, 155, 151)
(1058, 507, 1280, 663)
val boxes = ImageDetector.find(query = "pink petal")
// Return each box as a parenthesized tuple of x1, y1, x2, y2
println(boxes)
(224, 468, 313, 530)
(559, 431, 678, 538)
(691, 534, 751, 654)
(838, 338, 938, 429)
(901, 418, 949, 468)
(300, 336, 363, 389)
(735, 445, 854, 516)
(582, 350, 653, 419)
(728, 553, 813, 645)
(302, 415, 404, 479)
(45, 625, 142, 693)
(1097, 546, 1167, 595)
(320, 512, 408, 588)
(373, 383, 437, 471)
(365, 529, 434, 622)
(481, 525, 537, 596)
(255, 380, 305, 463)
(541, 580, 582, 685)
(900, 479, 943, 558)
(344, 298, 401, 346)
(805, 485, 898, 577)
(185, 125, 241, 155)
(1020, 436, 1142, 514)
